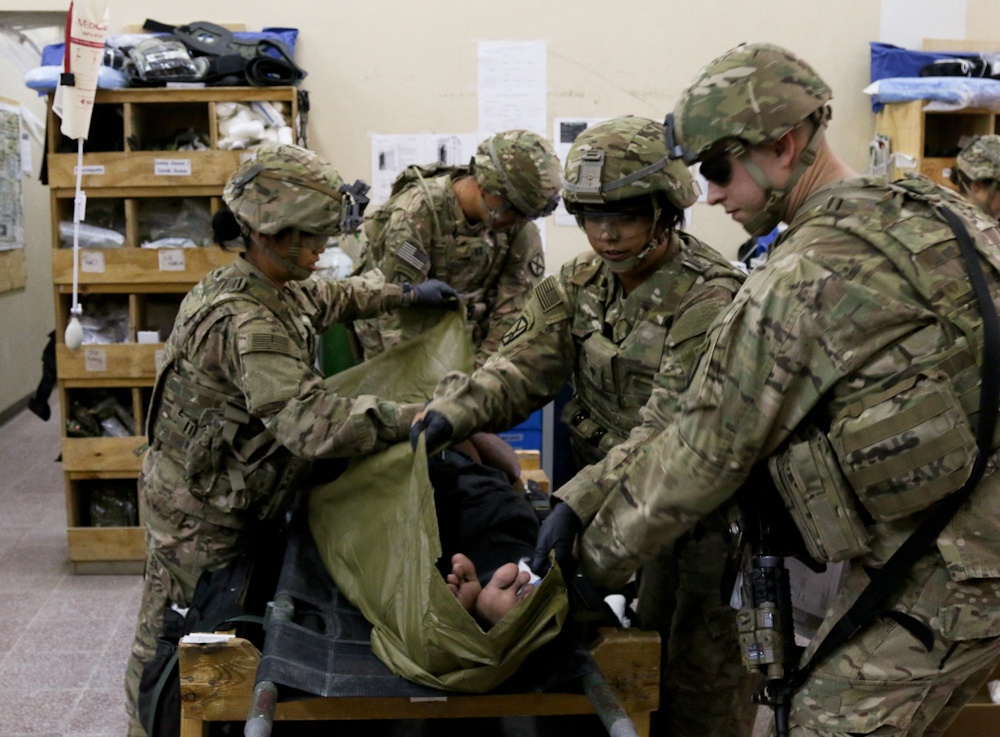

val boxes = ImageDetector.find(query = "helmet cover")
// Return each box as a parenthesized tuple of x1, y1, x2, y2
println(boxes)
(956, 135, 1000, 182)
(223, 143, 350, 236)
(562, 115, 699, 213)
(672, 42, 832, 162)
(473, 130, 562, 218)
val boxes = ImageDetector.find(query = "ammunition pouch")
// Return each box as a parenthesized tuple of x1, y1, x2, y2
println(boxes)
(768, 425, 871, 563)
(150, 364, 296, 522)
(828, 371, 977, 522)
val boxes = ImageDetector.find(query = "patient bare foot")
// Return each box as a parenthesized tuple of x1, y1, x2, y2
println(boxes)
(447, 553, 482, 613)
(474, 563, 535, 627)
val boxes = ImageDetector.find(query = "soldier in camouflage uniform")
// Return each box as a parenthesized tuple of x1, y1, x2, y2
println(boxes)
(532, 43, 1000, 737)
(414, 116, 754, 737)
(951, 134, 1000, 219)
(125, 144, 457, 736)
(353, 129, 561, 367)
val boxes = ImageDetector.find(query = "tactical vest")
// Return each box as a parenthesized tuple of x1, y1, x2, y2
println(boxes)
(146, 264, 313, 528)
(767, 175, 1000, 563)
(561, 240, 723, 466)
(358, 165, 516, 347)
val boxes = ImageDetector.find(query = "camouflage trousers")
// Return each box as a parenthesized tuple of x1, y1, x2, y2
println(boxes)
(778, 554, 1000, 737)
(124, 479, 246, 737)
(636, 519, 760, 737)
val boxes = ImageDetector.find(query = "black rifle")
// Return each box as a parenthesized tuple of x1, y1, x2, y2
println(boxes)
(733, 466, 808, 737)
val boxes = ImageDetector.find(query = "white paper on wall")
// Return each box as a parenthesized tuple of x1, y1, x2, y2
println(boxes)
(477, 39, 546, 139)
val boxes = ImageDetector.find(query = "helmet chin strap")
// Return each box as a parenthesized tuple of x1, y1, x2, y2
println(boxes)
(739, 113, 829, 237)
(259, 230, 313, 281)
(600, 198, 664, 273)
(479, 190, 508, 232)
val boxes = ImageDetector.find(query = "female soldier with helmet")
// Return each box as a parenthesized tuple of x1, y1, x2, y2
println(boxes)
(413, 116, 752, 737)
(125, 143, 456, 736)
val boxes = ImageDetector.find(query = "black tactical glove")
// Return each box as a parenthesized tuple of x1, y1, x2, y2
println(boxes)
(409, 410, 454, 453)
(530, 500, 582, 579)
(404, 279, 459, 309)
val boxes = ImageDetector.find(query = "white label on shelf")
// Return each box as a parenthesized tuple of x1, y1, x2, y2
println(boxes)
(158, 249, 186, 271)
(73, 165, 106, 176)
(154, 158, 193, 176)
(84, 348, 107, 372)
(80, 251, 106, 273)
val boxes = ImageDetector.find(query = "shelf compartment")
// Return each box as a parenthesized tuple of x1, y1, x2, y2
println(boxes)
(923, 110, 995, 158)
(66, 476, 139, 528)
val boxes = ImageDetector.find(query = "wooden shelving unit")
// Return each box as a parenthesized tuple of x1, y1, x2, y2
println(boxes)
(874, 99, 1000, 190)
(46, 86, 301, 573)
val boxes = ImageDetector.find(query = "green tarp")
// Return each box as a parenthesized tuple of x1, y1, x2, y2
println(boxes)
(308, 311, 568, 692)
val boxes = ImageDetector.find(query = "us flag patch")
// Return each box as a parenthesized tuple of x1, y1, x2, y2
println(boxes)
(247, 333, 294, 355)
(397, 241, 429, 271)
(536, 276, 561, 313)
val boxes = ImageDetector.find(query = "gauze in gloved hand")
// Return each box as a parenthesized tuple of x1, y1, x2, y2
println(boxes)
(530, 500, 582, 579)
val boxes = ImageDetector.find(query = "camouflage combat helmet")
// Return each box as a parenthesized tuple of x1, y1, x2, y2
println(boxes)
(562, 115, 699, 214)
(224, 144, 370, 280)
(666, 43, 832, 236)
(669, 43, 832, 163)
(473, 130, 561, 219)
(956, 135, 1000, 183)
(224, 143, 369, 237)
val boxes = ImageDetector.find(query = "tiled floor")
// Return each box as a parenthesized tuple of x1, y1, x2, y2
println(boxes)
(0, 399, 143, 737)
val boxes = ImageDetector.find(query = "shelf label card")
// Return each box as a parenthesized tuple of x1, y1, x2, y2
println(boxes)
(158, 249, 186, 271)
(154, 158, 193, 176)
(84, 348, 107, 372)
(81, 251, 106, 273)
(73, 165, 106, 176)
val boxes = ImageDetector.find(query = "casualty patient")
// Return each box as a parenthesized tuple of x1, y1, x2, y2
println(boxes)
(308, 311, 567, 692)
(308, 425, 568, 693)
(431, 432, 542, 628)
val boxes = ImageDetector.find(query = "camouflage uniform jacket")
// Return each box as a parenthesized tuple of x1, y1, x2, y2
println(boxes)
(353, 165, 546, 366)
(425, 231, 744, 467)
(566, 176, 1000, 598)
(141, 255, 419, 529)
